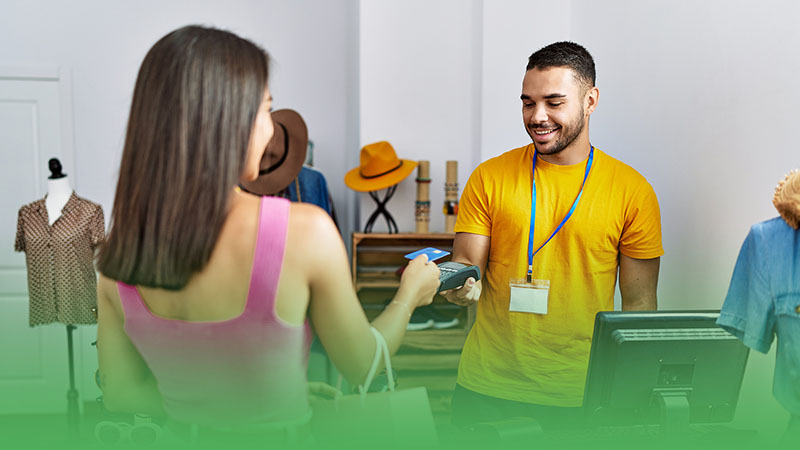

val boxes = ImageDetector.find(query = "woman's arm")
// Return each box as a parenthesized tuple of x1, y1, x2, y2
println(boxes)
(96, 275, 165, 416)
(297, 206, 439, 387)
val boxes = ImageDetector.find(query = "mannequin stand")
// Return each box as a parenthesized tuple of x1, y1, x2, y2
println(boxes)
(66, 325, 80, 441)
(363, 185, 398, 234)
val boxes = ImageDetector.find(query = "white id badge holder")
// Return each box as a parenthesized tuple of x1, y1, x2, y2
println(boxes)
(509, 279, 550, 314)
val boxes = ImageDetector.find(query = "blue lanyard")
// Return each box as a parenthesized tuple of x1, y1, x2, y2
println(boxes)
(526, 146, 594, 282)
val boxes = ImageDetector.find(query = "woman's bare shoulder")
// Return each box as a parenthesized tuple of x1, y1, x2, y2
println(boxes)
(286, 203, 342, 260)
(288, 203, 338, 235)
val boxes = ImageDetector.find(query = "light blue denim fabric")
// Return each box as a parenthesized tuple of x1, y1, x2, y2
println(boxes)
(717, 217, 800, 415)
(286, 166, 332, 215)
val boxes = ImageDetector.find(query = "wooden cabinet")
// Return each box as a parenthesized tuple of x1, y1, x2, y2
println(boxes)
(351, 232, 475, 423)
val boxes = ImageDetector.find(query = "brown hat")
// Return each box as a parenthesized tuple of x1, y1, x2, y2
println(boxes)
(240, 109, 307, 195)
(344, 141, 417, 192)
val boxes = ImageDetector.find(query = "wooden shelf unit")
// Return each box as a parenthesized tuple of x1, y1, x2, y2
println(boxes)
(351, 232, 474, 423)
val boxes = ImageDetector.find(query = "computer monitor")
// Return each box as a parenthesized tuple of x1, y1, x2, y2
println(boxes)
(582, 310, 750, 434)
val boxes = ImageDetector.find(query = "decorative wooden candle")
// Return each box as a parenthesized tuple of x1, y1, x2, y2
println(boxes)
(444, 160, 458, 233)
(415, 160, 431, 233)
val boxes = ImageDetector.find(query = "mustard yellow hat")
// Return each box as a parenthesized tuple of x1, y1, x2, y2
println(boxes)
(345, 141, 417, 192)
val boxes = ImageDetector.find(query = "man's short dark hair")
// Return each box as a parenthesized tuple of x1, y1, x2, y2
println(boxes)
(526, 41, 596, 89)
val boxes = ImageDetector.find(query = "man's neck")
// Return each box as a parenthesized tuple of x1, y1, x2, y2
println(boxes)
(537, 135, 592, 166)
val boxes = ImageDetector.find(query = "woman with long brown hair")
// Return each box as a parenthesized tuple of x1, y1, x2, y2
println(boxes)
(96, 25, 439, 439)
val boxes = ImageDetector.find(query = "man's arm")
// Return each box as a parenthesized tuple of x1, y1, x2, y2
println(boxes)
(440, 232, 490, 306)
(619, 254, 659, 310)
(452, 232, 490, 273)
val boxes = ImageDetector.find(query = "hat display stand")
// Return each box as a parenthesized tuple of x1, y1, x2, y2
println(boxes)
(345, 141, 417, 234)
(363, 185, 399, 234)
(415, 161, 431, 233)
(443, 161, 458, 233)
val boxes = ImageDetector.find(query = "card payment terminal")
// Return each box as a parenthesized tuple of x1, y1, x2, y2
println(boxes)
(437, 262, 481, 293)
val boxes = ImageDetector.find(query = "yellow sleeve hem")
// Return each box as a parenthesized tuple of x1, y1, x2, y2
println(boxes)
(453, 225, 490, 236)
(619, 247, 664, 259)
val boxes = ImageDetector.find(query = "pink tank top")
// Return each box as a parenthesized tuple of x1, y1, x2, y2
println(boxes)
(117, 196, 311, 426)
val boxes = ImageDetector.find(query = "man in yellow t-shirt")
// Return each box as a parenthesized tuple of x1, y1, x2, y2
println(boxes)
(441, 42, 663, 429)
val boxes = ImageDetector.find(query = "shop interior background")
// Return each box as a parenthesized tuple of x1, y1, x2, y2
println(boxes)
(0, 0, 795, 437)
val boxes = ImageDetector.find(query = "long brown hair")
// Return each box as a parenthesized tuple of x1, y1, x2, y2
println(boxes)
(97, 25, 269, 289)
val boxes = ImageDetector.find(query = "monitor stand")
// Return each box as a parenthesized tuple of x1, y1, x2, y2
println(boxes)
(654, 389, 691, 436)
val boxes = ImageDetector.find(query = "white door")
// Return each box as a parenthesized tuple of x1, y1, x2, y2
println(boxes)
(0, 69, 76, 414)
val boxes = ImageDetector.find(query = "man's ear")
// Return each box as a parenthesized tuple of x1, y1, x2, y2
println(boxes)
(585, 86, 599, 116)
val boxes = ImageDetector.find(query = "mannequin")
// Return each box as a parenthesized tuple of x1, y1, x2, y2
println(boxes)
(45, 158, 72, 225)
(15, 158, 106, 440)
(15, 158, 104, 326)
(44, 158, 81, 441)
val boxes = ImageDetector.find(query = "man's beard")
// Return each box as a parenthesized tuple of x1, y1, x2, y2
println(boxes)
(530, 108, 585, 155)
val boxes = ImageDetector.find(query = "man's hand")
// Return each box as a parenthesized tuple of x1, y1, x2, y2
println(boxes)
(440, 233, 489, 307)
(440, 278, 481, 306)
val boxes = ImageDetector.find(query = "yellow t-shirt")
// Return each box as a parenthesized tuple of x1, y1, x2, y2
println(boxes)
(454, 145, 663, 406)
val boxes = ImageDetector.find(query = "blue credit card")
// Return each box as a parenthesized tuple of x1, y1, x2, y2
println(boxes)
(404, 247, 450, 262)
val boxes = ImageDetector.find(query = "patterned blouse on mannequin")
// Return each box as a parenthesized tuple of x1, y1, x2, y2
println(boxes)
(14, 158, 105, 326)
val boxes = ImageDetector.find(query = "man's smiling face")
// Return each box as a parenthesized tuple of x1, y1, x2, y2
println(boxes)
(521, 66, 591, 156)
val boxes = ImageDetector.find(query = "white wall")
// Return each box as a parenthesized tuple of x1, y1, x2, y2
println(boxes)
(480, 0, 572, 161)
(358, 0, 481, 233)
(1, 0, 359, 406)
(568, 0, 799, 435)
(2, 0, 794, 434)
(360, 0, 794, 436)
(359, 0, 797, 308)
(1, 0, 360, 216)
(572, 0, 800, 311)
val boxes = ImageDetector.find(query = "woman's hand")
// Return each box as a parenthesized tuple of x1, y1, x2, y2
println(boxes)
(397, 255, 441, 308)
(308, 381, 342, 405)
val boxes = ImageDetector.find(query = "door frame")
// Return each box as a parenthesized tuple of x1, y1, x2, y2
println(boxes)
(0, 65, 93, 414)
(0, 65, 77, 190)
